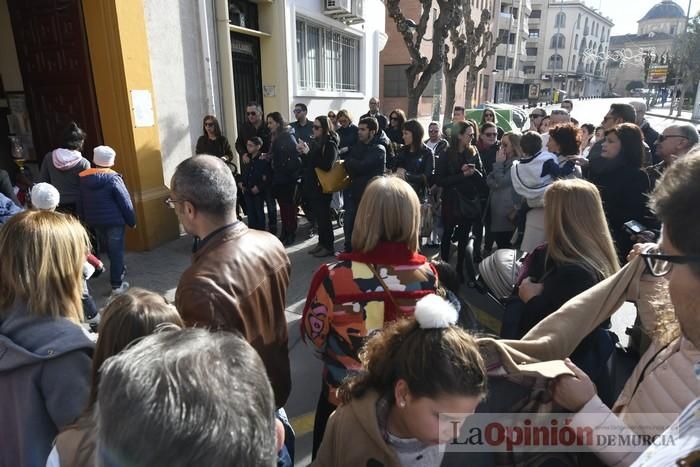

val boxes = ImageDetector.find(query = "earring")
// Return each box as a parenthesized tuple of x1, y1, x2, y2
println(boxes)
(399, 401, 406, 408)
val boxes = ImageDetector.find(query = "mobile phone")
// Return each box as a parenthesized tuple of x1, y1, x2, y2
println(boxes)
(623, 220, 647, 235)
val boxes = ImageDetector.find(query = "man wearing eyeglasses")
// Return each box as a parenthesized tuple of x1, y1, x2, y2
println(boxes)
(527, 108, 547, 133)
(552, 153, 700, 466)
(290, 103, 313, 145)
(171, 155, 292, 414)
(583, 103, 636, 178)
(647, 124, 700, 185)
(234, 102, 276, 233)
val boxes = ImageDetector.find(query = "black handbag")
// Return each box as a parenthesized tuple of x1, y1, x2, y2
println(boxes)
(453, 189, 482, 222)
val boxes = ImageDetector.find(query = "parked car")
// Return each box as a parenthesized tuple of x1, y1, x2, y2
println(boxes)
(473, 103, 528, 130)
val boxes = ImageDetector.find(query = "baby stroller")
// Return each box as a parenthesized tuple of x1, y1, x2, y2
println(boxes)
(462, 241, 523, 336)
(330, 191, 344, 228)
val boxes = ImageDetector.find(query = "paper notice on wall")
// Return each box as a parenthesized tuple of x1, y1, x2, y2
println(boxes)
(131, 90, 154, 127)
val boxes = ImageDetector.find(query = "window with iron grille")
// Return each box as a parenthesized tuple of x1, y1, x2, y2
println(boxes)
(296, 18, 361, 92)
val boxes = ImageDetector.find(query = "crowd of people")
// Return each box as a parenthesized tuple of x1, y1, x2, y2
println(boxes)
(0, 95, 699, 467)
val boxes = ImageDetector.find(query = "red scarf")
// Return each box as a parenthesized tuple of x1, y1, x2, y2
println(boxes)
(336, 242, 426, 265)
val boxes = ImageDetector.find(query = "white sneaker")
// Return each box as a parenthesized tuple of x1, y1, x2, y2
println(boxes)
(110, 282, 130, 297)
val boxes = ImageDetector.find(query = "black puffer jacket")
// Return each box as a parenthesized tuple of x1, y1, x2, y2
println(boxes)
(395, 144, 434, 199)
(344, 133, 386, 202)
(271, 129, 302, 186)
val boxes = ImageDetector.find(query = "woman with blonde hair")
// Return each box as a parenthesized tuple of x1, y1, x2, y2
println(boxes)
(302, 176, 439, 459)
(49, 288, 184, 467)
(511, 179, 619, 385)
(0, 210, 94, 466)
(336, 109, 358, 155)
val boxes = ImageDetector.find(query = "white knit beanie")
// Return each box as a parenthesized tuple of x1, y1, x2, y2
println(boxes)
(94, 145, 116, 167)
(31, 183, 60, 210)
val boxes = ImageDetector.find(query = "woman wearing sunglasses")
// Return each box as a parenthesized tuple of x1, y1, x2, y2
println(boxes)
(195, 115, 234, 161)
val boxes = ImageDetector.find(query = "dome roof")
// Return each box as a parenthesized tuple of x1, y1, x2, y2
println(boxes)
(640, 0, 685, 21)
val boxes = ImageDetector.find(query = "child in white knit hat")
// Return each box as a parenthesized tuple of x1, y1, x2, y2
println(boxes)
(31, 182, 102, 322)
(78, 146, 136, 297)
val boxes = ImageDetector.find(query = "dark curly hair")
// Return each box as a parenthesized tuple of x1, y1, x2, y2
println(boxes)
(549, 123, 581, 156)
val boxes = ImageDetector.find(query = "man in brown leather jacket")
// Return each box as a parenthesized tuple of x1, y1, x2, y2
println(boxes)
(170, 155, 291, 408)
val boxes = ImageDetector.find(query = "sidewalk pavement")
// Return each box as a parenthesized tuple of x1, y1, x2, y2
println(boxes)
(647, 105, 699, 123)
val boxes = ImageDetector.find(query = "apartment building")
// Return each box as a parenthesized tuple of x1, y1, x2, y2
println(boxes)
(527, 0, 613, 100)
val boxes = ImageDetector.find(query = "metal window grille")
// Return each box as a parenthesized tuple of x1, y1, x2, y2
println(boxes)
(296, 17, 360, 92)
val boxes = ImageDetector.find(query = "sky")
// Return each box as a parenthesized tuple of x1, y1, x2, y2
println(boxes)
(591, 0, 693, 35)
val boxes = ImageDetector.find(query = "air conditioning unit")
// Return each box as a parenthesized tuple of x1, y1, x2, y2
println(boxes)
(324, 0, 351, 14)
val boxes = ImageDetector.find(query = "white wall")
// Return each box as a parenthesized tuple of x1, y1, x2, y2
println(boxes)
(143, 0, 220, 184)
(284, 0, 386, 123)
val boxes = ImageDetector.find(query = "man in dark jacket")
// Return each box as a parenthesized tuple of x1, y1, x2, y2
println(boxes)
(342, 117, 386, 251)
(360, 97, 389, 133)
(631, 101, 660, 160)
(172, 155, 291, 411)
(235, 102, 276, 233)
(78, 146, 136, 295)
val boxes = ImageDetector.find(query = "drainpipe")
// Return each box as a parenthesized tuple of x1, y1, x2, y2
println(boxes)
(197, 0, 218, 115)
(214, 0, 238, 160)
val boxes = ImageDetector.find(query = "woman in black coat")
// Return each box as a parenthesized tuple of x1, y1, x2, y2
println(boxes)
(267, 112, 302, 245)
(435, 120, 484, 282)
(298, 116, 338, 257)
(195, 115, 234, 160)
(395, 119, 434, 200)
(589, 123, 654, 262)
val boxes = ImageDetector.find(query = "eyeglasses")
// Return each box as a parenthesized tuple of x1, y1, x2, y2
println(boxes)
(204, 123, 214, 128)
(529, 113, 544, 119)
(429, 128, 439, 132)
(312, 125, 322, 130)
(328, 114, 336, 119)
(484, 132, 498, 137)
(390, 116, 399, 121)
(164, 197, 186, 209)
(246, 111, 258, 116)
(657, 134, 688, 143)
(293, 109, 303, 113)
(640, 246, 700, 277)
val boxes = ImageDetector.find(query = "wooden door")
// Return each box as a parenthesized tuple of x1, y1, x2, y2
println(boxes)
(8, 0, 103, 161)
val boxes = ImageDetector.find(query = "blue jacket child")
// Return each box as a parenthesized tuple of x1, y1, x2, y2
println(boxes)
(78, 146, 135, 293)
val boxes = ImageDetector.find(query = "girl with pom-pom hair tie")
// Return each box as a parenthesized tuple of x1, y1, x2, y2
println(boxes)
(312, 294, 487, 467)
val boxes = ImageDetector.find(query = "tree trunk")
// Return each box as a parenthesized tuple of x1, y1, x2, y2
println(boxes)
(465, 73, 477, 108)
(407, 90, 421, 119)
(442, 74, 459, 125)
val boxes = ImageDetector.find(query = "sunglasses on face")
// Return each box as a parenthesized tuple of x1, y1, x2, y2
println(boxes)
(429, 128, 439, 132)
(313, 125, 322, 130)
(529, 114, 544, 119)
(484, 132, 497, 137)
(205, 123, 214, 127)
(328, 114, 336, 119)
(293, 109, 303, 113)
(657, 134, 688, 143)
(246, 112, 257, 116)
